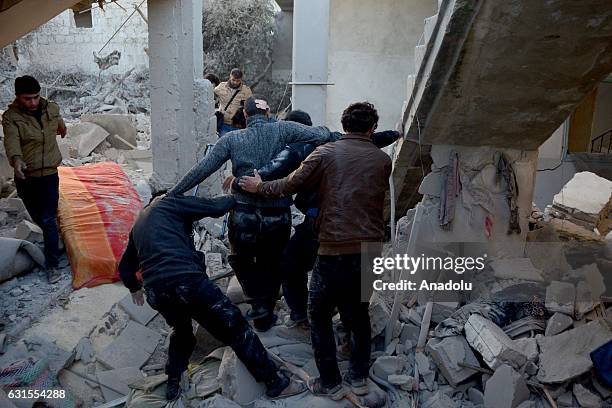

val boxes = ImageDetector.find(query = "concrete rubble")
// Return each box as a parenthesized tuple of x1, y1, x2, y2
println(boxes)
(483, 364, 529, 408)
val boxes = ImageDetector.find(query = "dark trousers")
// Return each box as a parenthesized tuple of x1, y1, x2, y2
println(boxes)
(280, 216, 319, 321)
(309, 254, 371, 388)
(15, 173, 61, 268)
(144, 274, 277, 382)
(228, 205, 291, 327)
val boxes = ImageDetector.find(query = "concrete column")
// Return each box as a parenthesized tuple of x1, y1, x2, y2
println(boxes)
(291, 0, 330, 126)
(148, 0, 215, 191)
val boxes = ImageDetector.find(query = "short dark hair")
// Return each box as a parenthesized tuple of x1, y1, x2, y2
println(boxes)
(285, 110, 312, 126)
(340, 102, 379, 133)
(204, 73, 220, 87)
(244, 96, 268, 116)
(15, 75, 41, 95)
(230, 68, 243, 79)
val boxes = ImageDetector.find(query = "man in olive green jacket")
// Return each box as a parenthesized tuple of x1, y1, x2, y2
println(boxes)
(2, 75, 66, 283)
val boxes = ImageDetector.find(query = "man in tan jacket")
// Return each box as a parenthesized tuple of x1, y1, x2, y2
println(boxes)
(2, 75, 67, 283)
(239, 102, 392, 400)
(214, 68, 252, 136)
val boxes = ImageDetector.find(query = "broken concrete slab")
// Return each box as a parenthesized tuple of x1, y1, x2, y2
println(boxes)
(484, 364, 529, 408)
(468, 387, 484, 405)
(572, 383, 602, 408)
(426, 335, 479, 386)
(81, 113, 138, 150)
(97, 366, 144, 402)
(15, 220, 43, 243)
(97, 320, 162, 369)
(400, 323, 421, 344)
(226, 276, 247, 304)
(369, 294, 391, 338)
(217, 347, 265, 405)
(545, 281, 575, 315)
(199, 394, 241, 408)
(537, 319, 612, 384)
(205, 252, 224, 276)
(372, 355, 404, 379)
(118, 293, 158, 325)
(74, 122, 111, 158)
(465, 314, 528, 370)
(545, 312, 573, 336)
(22, 336, 74, 376)
(74, 337, 93, 364)
(430, 302, 458, 324)
(490, 258, 544, 282)
(557, 391, 575, 407)
(387, 374, 417, 391)
(574, 280, 598, 319)
(421, 390, 458, 408)
(513, 337, 538, 363)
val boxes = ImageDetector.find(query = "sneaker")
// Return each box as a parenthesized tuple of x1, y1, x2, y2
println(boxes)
(166, 375, 181, 401)
(343, 374, 368, 396)
(266, 372, 306, 399)
(284, 314, 308, 329)
(307, 377, 347, 401)
(46, 268, 62, 284)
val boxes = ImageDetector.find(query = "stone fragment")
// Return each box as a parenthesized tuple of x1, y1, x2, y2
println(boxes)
(97, 321, 162, 369)
(74, 337, 93, 364)
(572, 383, 602, 408)
(545, 312, 573, 336)
(226, 276, 247, 304)
(430, 302, 458, 324)
(369, 295, 391, 338)
(9, 288, 22, 297)
(421, 390, 458, 408)
(400, 323, 421, 344)
(545, 281, 575, 315)
(198, 394, 241, 408)
(81, 114, 138, 150)
(23, 336, 74, 376)
(537, 320, 612, 383)
(205, 252, 224, 276)
(15, 220, 43, 243)
(512, 337, 539, 362)
(515, 402, 536, 408)
(96, 366, 143, 401)
(574, 280, 597, 319)
(426, 335, 479, 386)
(118, 293, 158, 325)
(468, 387, 484, 405)
(557, 391, 575, 407)
(0, 211, 7, 226)
(387, 374, 416, 391)
(217, 348, 265, 405)
(491, 258, 544, 282)
(465, 314, 527, 370)
(75, 122, 110, 157)
(385, 338, 399, 355)
(484, 364, 529, 408)
(372, 355, 404, 379)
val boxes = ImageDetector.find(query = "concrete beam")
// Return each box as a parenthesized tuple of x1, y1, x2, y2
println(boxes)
(291, 0, 330, 126)
(0, 0, 82, 48)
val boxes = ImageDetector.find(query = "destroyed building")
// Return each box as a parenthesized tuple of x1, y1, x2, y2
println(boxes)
(0, 0, 611, 407)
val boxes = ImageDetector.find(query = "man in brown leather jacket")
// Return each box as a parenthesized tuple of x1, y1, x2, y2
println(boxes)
(239, 102, 392, 400)
(2, 75, 67, 283)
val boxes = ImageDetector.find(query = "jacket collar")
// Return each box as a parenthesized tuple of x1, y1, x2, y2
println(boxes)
(341, 132, 373, 142)
(246, 114, 268, 127)
(9, 96, 48, 114)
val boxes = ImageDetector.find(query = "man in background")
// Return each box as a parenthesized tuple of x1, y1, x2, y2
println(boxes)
(2, 75, 66, 283)
(215, 68, 252, 136)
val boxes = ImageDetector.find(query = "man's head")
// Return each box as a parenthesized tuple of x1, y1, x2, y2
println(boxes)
(204, 73, 220, 87)
(228, 68, 243, 89)
(243, 96, 269, 119)
(285, 110, 312, 126)
(14, 75, 41, 111)
(341, 102, 379, 136)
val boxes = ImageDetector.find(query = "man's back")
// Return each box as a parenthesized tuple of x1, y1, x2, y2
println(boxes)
(313, 135, 392, 254)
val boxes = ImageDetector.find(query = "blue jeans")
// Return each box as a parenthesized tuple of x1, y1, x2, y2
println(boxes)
(219, 123, 238, 137)
(15, 173, 61, 268)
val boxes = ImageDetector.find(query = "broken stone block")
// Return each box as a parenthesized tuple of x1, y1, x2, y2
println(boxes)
(97, 320, 162, 369)
(96, 366, 143, 402)
(226, 276, 247, 304)
(421, 390, 459, 408)
(426, 335, 479, 386)
(545, 312, 573, 336)
(0, 211, 7, 226)
(387, 374, 416, 391)
(199, 394, 241, 408)
(545, 281, 575, 315)
(118, 292, 158, 325)
(23, 336, 74, 376)
(491, 258, 544, 282)
(430, 302, 458, 324)
(217, 347, 265, 405)
(369, 294, 391, 338)
(206, 252, 224, 276)
(465, 314, 528, 370)
(416, 351, 436, 390)
(385, 338, 399, 355)
(15, 220, 43, 243)
(75, 122, 110, 157)
(484, 364, 529, 408)
(557, 391, 575, 407)
(574, 280, 597, 319)
(515, 402, 536, 408)
(513, 337, 538, 362)
(74, 337, 93, 364)
(537, 320, 612, 384)
(400, 322, 421, 344)
(572, 383, 602, 408)
(372, 355, 404, 379)
(81, 113, 138, 150)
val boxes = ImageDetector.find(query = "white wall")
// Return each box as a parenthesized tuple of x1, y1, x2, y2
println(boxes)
(16, 2, 148, 75)
(271, 11, 293, 81)
(326, 0, 437, 131)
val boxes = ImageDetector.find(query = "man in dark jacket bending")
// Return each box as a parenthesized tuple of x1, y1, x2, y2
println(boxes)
(118, 194, 303, 400)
